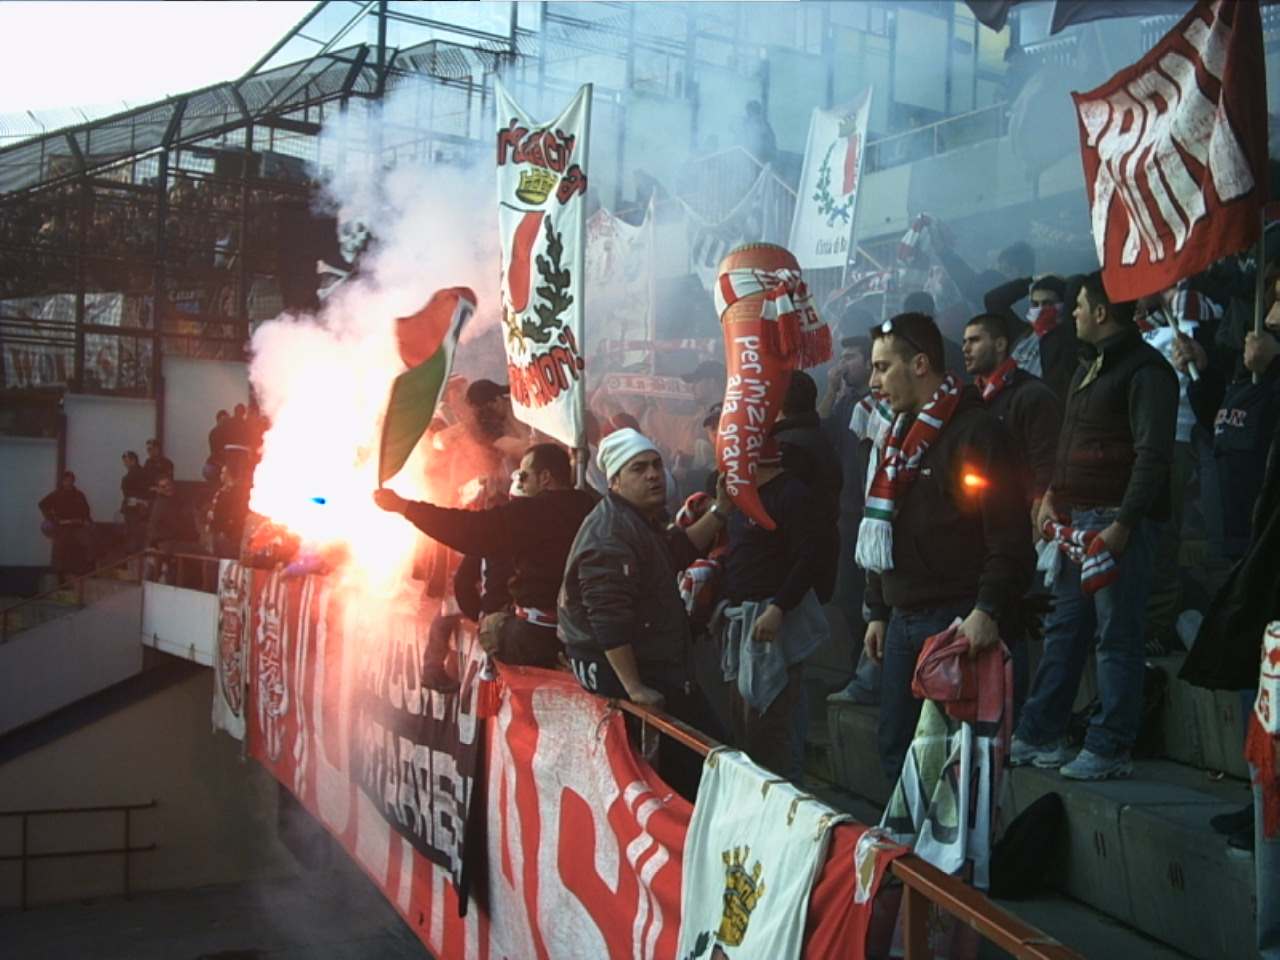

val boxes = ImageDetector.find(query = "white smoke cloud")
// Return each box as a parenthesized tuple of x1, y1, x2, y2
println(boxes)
(245, 81, 501, 589)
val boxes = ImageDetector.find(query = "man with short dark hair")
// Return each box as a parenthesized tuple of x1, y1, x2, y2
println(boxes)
(986, 273, 1080, 402)
(120, 450, 150, 552)
(861, 312, 1032, 782)
(39, 471, 94, 580)
(373, 442, 596, 671)
(1013, 272, 1179, 780)
(205, 409, 230, 483)
(145, 474, 200, 584)
(142, 439, 174, 492)
(963, 312, 1062, 717)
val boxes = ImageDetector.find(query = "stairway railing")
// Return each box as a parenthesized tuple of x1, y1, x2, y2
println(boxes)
(0, 552, 143, 644)
(0, 799, 157, 910)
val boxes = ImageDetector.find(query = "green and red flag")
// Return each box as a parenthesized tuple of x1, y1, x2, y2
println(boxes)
(377, 286, 476, 484)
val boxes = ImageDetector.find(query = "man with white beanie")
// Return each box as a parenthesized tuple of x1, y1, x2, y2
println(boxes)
(558, 427, 730, 797)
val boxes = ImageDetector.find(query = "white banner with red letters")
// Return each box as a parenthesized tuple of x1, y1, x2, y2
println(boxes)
(1072, 0, 1268, 301)
(788, 91, 873, 272)
(496, 81, 591, 449)
(218, 564, 901, 959)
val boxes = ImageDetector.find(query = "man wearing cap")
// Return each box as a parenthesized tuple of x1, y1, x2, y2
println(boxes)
(373, 443, 596, 674)
(559, 427, 730, 793)
(861, 311, 1032, 783)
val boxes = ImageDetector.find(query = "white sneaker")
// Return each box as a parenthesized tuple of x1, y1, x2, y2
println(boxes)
(1009, 736, 1071, 769)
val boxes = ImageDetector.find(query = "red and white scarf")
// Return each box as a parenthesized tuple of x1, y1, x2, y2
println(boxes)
(976, 356, 1018, 403)
(855, 374, 962, 573)
(897, 214, 933, 267)
(1246, 622, 1280, 839)
(714, 267, 832, 368)
(1040, 519, 1119, 595)
(1012, 303, 1060, 378)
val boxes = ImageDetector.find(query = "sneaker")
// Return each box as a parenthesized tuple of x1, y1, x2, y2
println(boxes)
(1009, 736, 1071, 769)
(1059, 748, 1134, 781)
(1226, 824, 1256, 858)
(827, 683, 879, 706)
(1210, 805, 1254, 836)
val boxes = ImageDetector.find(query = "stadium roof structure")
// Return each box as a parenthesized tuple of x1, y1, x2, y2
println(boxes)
(0, 1, 524, 198)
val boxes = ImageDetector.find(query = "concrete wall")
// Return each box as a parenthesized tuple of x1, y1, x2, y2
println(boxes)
(0, 585, 143, 736)
(141, 581, 218, 667)
(63, 393, 156, 525)
(0, 436, 57, 567)
(161, 357, 249, 482)
(0, 667, 296, 909)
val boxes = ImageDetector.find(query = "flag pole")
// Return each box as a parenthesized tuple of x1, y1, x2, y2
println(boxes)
(576, 84, 594, 489)
(1254, 205, 1267, 386)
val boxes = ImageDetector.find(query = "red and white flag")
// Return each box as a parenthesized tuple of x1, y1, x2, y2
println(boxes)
(1072, 0, 1268, 302)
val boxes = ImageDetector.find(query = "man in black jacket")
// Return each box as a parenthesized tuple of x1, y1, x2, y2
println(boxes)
(963, 312, 1063, 718)
(862, 312, 1033, 782)
(374, 443, 596, 671)
(1013, 272, 1179, 780)
(120, 450, 150, 553)
(986, 274, 1079, 403)
(558, 427, 729, 796)
(39, 471, 94, 580)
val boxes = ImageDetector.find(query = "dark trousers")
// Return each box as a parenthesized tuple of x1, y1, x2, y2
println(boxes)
(727, 663, 803, 780)
(878, 602, 971, 783)
(644, 674, 725, 803)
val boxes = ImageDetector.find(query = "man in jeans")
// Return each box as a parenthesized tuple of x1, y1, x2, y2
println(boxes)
(1013, 272, 1178, 780)
(861, 312, 1031, 783)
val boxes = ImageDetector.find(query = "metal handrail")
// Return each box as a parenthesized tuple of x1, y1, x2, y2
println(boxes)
(0, 799, 157, 910)
(613, 699, 1084, 960)
(0, 550, 143, 643)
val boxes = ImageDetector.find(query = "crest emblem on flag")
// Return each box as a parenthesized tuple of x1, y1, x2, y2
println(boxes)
(1072, 0, 1268, 300)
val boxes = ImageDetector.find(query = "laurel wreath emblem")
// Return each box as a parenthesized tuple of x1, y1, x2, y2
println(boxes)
(813, 139, 856, 227)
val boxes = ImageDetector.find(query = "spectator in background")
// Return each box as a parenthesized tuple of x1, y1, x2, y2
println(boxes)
(204, 409, 229, 484)
(221, 404, 253, 475)
(145, 475, 201, 584)
(142, 438, 174, 491)
(206, 464, 250, 559)
(465, 379, 531, 467)
(39, 471, 94, 582)
(740, 100, 777, 167)
(120, 450, 150, 553)
(989, 274, 1079, 402)
(1014, 272, 1178, 780)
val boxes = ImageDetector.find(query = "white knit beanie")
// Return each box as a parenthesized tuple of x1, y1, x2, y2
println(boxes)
(597, 427, 661, 480)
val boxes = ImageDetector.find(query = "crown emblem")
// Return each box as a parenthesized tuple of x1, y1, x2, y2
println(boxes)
(716, 846, 766, 947)
(516, 168, 558, 204)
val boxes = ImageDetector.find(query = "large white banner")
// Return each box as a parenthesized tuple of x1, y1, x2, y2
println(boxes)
(495, 81, 591, 448)
(585, 205, 652, 371)
(787, 91, 872, 272)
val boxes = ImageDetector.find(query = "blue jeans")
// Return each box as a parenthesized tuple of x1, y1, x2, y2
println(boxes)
(1016, 507, 1156, 759)
(877, 602, 971, 783)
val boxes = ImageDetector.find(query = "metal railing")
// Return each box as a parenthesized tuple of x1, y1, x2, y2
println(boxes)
(0, 551, 142, 643)
(0, 800, 157, 910)
(613, 699, 1084, 960)
(865, 102, 1009, 174)
(142, 549, 224, 594)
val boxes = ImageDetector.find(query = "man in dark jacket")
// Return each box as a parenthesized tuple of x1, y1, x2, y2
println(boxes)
(558, 427, 730, 797)
(120, 450, 151, 553)
(963, 312, 1063, 718)
(39, 471, 94, 580)
(1013, 272, 1179, 780)
(862, 312, 1033, 782)
(985, 274, 1079, 402)
(374, 443, 596, 670)
(145, 475, 201, 584)
(771, 370, 842, 603)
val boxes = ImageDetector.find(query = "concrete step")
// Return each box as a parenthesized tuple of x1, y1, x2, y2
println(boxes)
(822, 700, 1256, 959)
(1150, 652, 1249, 780)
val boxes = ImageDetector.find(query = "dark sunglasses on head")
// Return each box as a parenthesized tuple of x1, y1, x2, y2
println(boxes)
(876, 317, 927, 360)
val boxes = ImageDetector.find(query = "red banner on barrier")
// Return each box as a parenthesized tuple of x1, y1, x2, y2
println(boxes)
(229, 565, 898, 959)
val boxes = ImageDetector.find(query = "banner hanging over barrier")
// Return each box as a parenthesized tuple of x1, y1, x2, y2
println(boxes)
(219, 565, 900, 959)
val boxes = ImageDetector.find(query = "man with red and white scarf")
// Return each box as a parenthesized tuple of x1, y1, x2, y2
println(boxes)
(1014, 272, 1179, 780)
(861, 311, 1032, 783)
(962, 312, 1062, 720)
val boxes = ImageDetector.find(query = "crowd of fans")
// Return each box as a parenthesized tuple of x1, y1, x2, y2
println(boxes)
(35, 403, 264, 587)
